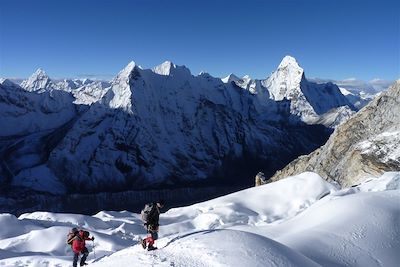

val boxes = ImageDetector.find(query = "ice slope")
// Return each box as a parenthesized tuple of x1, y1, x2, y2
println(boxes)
(0, 171, 398, 266)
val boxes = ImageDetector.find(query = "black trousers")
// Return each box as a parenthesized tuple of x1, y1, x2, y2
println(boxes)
(73, 247, 89, 267)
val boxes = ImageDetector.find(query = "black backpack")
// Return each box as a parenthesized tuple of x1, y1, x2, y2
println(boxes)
(83, 230, 90, 238)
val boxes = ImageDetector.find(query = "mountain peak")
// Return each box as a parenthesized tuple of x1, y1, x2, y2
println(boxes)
(152, 61, 191, 77)
(278, 55, 301, 70)
(122, 61, 137, 75)
(21, 68, 53, 91)
(221, 73, 240, 83)
(33, 68, 47, 76)
(152, 61, 175, 75)
(111, 61, 139, 83)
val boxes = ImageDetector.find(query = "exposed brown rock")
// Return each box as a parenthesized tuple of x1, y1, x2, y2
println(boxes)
(269, 80, 400, 187)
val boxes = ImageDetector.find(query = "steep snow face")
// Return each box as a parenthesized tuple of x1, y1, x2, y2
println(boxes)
(264, 55, 305, 101)
(0, 172, 398, 267)
(221, 73, 240, 84)
(1, 56, 355, 196)
(0, 79, 77, 137)
(103, 61, 137, 112)
(20, 68, 54, 92)
(261, 56, 355, 122)
(0, 79, 79, 193)
(46, 60, 328, 192)
(152, 61, 192, 78)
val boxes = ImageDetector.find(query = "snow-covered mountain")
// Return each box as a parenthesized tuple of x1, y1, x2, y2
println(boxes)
(224, 56, 357, 127)
(47, 59, 328, 193)
(0, 171, 398, 266)
(20, 68, 56, 92)
(270, 80, 400, 187)
(0, 56, 357, 213)
(339, 86, 374, 109)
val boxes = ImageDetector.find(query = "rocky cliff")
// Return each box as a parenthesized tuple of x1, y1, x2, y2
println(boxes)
(270, 80, 400, 187)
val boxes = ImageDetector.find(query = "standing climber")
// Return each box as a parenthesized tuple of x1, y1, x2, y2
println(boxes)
(140, 200, 165, 251)
(67, 229, 95, 266)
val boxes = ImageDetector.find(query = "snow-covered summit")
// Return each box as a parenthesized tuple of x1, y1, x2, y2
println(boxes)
(260, 55, 355, 123)
(20, 68, 54, 92)
(152, 61, 192, 78)
(114, 61, 138, 81)
(221, 73, 240, 84)
(103, 61, 139, 112)
(264, 55, 304, 101)
(277, 55, 302, 71)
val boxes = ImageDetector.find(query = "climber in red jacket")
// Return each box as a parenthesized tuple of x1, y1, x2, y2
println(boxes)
(67, 229, 94, 267)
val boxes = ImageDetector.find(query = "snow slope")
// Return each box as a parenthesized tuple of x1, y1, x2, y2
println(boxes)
(0, 171, 398, 266)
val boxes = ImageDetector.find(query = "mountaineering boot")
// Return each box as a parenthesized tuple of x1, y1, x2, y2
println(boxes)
(147, 245, 157, 251)
(141, 238, 147, 249)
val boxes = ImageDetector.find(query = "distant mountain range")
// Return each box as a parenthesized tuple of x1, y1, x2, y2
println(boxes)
(0, 56, 375, 213)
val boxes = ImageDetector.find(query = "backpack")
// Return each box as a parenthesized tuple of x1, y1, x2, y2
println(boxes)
(82, 230, 90, 238)
(66, 228, 78, 245)
(141, 203, 154, 223)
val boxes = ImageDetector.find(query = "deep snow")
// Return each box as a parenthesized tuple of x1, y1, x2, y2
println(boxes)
(0, 171, 399, 267)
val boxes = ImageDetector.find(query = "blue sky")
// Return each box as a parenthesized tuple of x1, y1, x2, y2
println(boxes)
(0, 0, 399, 81)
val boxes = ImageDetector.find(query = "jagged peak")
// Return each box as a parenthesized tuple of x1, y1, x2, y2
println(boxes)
(242, 75, 252, 82)
(152, 61, 191, 77)
(112, 61, 139, 83)
(33, 67, 48, 76)
(25, 68, 50, 82)
(121, 61, 137, 75)
(21, 68, 53, 91)
(278, 55, 302, 71)
(221, 73, 240, 83)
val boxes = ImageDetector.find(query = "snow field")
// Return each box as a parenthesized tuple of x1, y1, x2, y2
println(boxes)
(0, 172, 399, 266)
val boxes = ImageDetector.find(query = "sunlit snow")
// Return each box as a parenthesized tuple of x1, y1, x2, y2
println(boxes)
(0, 172, 399, 267)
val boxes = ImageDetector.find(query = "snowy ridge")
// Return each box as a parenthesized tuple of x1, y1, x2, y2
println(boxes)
(0, 171, 398, 266)
(339, 87, 373, 109)
(1, 56, 357, 197)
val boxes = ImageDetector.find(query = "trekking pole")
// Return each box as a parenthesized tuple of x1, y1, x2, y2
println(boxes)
(92, 240, 96, 259)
